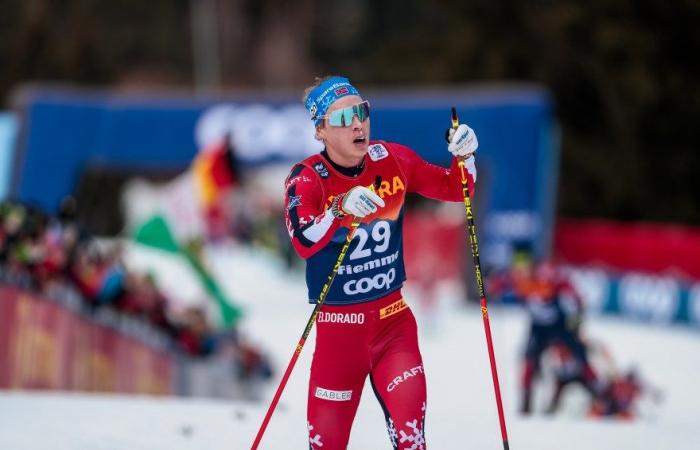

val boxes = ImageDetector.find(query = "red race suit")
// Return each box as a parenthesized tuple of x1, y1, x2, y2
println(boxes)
(284, 141, 475, 450)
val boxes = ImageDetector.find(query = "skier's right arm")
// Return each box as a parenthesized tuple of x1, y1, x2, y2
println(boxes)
(284, 164, 341, 259)
(284, 164, 384, 259)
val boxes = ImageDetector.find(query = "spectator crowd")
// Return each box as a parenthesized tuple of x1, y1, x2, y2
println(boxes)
(0, 197, 271, 384)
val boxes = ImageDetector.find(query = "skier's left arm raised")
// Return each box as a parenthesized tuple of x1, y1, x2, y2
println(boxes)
(392, 123, 478, 201)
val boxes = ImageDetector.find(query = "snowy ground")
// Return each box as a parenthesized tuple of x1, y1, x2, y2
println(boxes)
(1, 244, 699, 449)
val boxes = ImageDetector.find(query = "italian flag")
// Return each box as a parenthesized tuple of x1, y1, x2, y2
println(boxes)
(125, 142, 242, 327)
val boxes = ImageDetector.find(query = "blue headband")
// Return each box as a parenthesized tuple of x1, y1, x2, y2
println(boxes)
(304, 76, 361, 126)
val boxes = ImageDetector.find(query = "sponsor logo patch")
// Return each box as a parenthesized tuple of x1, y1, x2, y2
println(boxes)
(315, 387, 353, 402)
(368, 143, 389, 161)
(317, 312, 365, 324)
(287, 195, 302, 210)
(456, 130, 469, 145)
(379, 298, 407, 319)
(338, 250, 399, 276)
(387, 365, 424, 392)
(285, 175, 312, 189)
(343, 268, 396, 295)
(314, 162, 329, 178)
(309, 102, 318, 119)
(334, 87, 349, 96)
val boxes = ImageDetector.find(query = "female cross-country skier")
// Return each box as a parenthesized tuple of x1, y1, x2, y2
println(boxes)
(284, 75, 478, 449)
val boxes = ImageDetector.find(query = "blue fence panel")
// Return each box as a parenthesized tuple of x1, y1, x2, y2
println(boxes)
(13, 86, 557, 267)
(0, 113, 18, 199)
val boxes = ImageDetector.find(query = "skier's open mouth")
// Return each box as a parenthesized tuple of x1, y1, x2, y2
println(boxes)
(353, 137, 366, 145)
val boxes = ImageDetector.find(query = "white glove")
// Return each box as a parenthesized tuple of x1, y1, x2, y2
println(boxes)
(447, 124, 478, 158)
(334, 186, 385, 218)
(463, 155, 477, 183)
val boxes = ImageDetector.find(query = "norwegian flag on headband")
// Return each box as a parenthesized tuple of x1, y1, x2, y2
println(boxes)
(304, 76, 360, 125)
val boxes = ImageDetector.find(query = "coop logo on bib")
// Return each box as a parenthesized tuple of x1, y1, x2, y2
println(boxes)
(343, 268, 396, 295)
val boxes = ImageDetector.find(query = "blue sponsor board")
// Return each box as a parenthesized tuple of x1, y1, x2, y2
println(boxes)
(567, 266, 700, 330)
(12, 86, 557, 266)
(0, 113, 18, 199)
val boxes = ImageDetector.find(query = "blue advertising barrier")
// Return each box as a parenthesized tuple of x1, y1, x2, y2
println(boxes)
(0, 113, 18, 199)
(11, 86, 558, 268)
(566, 266, 700, 330)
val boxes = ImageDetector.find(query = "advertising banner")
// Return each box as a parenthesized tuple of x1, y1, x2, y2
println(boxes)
(566, 266, 700, 329)
(0, 286, 174, 394)
(0, 113, 17, 199)
(12, 86, 557, 267)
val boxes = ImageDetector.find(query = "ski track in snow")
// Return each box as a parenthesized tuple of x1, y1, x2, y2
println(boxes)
(1, 244, 698, 449)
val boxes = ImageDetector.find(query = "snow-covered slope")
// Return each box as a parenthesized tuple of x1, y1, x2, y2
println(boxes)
(1, 244, 698, 449)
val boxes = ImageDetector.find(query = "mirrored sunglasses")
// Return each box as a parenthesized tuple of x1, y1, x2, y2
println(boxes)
(325, 101, 370, 127)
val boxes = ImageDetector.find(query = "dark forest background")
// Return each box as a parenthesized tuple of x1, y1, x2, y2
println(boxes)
(1, 0, 698, 223)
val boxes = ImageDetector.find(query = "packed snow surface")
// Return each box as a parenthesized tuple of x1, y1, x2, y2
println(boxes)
(1, 244, 698, 449)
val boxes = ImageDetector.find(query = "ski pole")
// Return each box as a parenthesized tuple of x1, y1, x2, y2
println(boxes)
(452, 107, 510, 450)
(251, 177, 380, 449)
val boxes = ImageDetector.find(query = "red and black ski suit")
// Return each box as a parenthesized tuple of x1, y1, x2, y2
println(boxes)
(284, 141, 475, 450)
